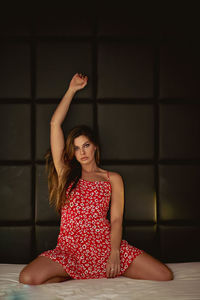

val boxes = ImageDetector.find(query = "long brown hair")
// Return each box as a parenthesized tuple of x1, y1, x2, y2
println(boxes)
(44, 124, 101, 215)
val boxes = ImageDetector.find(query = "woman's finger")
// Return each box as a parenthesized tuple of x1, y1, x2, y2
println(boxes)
(118, 264, 120, 275)
(110, 267, 116, 278)
(106, 265, 110, 278)
(107, 266, 112, 278)
(109, 267, 113, 278)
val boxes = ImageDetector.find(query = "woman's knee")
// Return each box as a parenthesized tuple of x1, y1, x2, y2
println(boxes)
(160, 265, 174, 281)
(19, 268, 42, 285)
(123, 251, 174, 281)
(19, 266, 42, 285)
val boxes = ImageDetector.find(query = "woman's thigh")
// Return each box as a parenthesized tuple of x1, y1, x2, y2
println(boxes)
(121, 251, 173, 281)
(19, 255, 72, 285)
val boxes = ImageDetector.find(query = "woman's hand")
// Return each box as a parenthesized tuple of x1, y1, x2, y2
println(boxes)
(68, 73, 88, 93)
(106, 249, 121, 278)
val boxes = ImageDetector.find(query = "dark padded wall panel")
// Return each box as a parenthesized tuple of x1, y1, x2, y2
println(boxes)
(0, 42, 31, 98)
(159, 165, 200, 222)
(159, 104, 200, 159)
(0, 3, 31, 36)
(0, 104, 31, 160)
(36, 42, 93, 99)
(160, 44, 200, 98)
(1, 4, 200, 264)
(125, 226, 159, 258)
(98, 9, 156, 38)
(35, 165, 60, 223)
(98, 42, 154, 98)
(35, 226, 60, 256)
(0, 166, 32, 221)
(34, 8, 94, 37)
(98, 104, 154, 160)
(160, 226, 200, 263)
(0, 226, 32, 263)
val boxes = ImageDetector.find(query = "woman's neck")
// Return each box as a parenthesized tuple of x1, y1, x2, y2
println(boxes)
(81, 161, 99, 174)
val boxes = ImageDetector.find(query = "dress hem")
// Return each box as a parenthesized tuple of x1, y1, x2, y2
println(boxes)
(38, 253, 76, 280)
(39, 247, 145, 280)
(119, 249, 144, 277)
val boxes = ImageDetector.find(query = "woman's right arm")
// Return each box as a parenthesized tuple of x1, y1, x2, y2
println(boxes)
(50, 88, 76, 125)
(50, 73, 88, 176)
(50, 88, 75, 176)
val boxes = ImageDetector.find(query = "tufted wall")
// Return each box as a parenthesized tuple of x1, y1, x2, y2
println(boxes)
(0, 2, 200, 265)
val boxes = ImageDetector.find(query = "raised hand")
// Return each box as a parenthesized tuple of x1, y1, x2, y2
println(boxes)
(68, 73, 88, 93)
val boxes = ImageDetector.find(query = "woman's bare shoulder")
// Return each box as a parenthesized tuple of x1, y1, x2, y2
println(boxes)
(109, 171, 123, 182)
(99, 168, 123, 183)
(99, 169, 123, 182)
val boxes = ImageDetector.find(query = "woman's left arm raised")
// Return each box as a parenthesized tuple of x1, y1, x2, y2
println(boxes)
(106, 172, 124, 278)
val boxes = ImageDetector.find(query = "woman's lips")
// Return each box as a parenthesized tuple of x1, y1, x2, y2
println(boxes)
(81, 157, 88, 160)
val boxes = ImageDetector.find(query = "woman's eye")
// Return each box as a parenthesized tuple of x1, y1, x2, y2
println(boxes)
(84, 143, 90, 147)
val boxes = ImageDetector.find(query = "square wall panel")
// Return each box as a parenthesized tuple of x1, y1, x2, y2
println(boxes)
(158, 3, 199, 40)
(97, 42, 154, 98)
(0, 6, 31, 36)
(0, 226, 32, 263)
(159, 165, 200, 222)
(159, 225, 200, 262)
(98, 104, 154, 160)
(125, 225, 158, 257)
(159, 104, 200, 159)
(36, 103, 93, 160)
(34, 7, 94, 36)
(0, 165, 32, 221)
(35, 164, 60, 223)
(159, 43, 200, 98)
(35, 225, 60, 256)
(0, 42, 31, 98)
(106, 164, 156, 222)
(0, 104, 31, 160)
(97, 5, 156, 38)
(36, 41, 93, 98)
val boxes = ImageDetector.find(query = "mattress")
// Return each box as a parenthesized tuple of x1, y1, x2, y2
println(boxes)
(0, 262, 200, 300)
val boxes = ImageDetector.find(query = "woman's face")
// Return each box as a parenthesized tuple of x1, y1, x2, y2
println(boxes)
(73, 135, 96, 164)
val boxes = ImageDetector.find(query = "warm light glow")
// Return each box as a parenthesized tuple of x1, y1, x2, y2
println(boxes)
(154, 191, 157, 223)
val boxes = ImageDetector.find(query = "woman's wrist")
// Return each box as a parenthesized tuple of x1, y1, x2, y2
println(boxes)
(110, 248, 120, 254)
(67, 87, 77, 94)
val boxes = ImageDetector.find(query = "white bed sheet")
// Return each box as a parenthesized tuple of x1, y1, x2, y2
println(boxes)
(0, 262, 200, 300)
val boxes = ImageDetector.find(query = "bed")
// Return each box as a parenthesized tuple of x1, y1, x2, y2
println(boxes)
(0, 262, 200, 300)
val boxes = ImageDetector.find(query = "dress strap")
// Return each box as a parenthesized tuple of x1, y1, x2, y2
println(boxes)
(107, 170, 110, 180)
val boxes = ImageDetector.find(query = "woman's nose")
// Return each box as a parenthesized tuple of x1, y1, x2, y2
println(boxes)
(80, 147, 85, 154)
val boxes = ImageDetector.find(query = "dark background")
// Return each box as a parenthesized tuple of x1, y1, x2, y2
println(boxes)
(0, 1, 200, 264)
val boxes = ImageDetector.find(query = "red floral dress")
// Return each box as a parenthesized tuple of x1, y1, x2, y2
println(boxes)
(39, 171, 144, 279)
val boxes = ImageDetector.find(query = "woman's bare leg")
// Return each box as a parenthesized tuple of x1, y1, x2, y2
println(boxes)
(43, 276, 71, 284)
(19, 255, 72, 285)
(121, 251, 174, 281)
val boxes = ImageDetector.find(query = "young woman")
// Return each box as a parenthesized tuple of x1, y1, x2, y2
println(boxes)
(19, 73, 173, 285)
